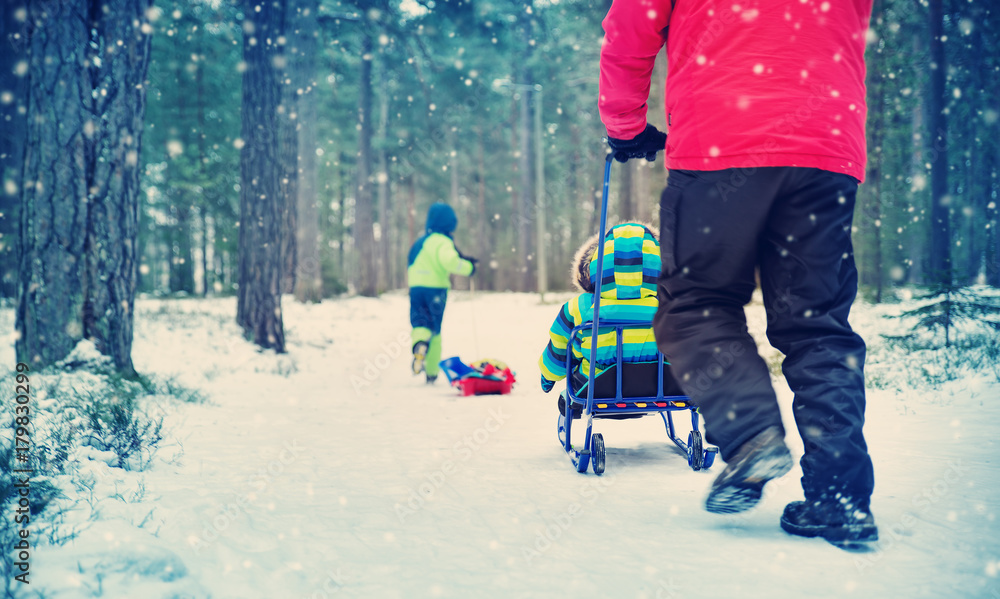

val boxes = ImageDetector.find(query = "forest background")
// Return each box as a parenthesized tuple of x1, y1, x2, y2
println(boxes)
(1, 0, 998, 365)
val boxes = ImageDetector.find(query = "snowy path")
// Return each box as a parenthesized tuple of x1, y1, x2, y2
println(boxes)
(19, 292, 1000, 598)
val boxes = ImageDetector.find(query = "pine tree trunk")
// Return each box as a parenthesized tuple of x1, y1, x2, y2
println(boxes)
(966, 1, 990, 285)
(590, 177, 601, 239)
(292, 0, 322, 303)
(449, 129, 460, 205)
(407, 173, 416, 252)
(0, 1, 28, 302)
(965, 11, 985, 285)
(173, 203, 196, 294)
(517, 75, 532, 292)
(354, 31, 377, 297)
(567, 126, 581, 255)
(237, 0, 286, 352)
(508, 97, 520, 292)
(17, 0, 152, 373)
(992, 147, 1000, 287)
(201, 209, 210, 295)
(379, 158, 393, 290)
(965, 156, 977, 284)
(194, 35, 211, 297)
(908, 58, 925, 285)
(278, 2, 298, 296)
(392, 173, 404, 290)
(338, 151, 346, 278)
(989, 18, 1000, 287)
(169, 57, 195, 296)
(928, 0, 951, 285)
(865, 3, 884, 302)
(377, 57, 392, 293)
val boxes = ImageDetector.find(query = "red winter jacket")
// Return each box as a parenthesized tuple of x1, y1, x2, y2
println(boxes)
(599, 0, 873, 182)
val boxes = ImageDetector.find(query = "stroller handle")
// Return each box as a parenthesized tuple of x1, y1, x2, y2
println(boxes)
(585, 155, 615, 415)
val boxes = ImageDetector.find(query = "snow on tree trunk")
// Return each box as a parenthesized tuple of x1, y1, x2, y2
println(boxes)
(237, 0, 286, 352)
(16, 0, 152, 373)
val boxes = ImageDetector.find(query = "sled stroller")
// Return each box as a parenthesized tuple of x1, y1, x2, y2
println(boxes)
(558, 155, 718, 475)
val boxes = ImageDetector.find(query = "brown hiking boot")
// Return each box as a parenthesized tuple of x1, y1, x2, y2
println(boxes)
(705, 425, 793, 514)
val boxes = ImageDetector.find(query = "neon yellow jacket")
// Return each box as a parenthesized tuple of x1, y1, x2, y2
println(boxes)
(407, 233, 474, 288)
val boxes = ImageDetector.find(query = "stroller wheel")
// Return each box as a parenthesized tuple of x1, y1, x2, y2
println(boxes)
(688, 431, 704, 471)
(592, 433, 606, 475)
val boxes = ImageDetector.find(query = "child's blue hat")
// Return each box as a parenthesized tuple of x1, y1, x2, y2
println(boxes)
(426, 203, 457, 235)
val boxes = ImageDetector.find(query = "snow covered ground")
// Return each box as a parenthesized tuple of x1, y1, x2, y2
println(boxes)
(3, 290, 999, 598)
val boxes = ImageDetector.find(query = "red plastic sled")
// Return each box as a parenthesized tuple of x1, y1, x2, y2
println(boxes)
(439, 357, 517, 396)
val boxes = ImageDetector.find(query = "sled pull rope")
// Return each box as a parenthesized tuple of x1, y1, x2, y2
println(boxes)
(470, 277, 480, 357)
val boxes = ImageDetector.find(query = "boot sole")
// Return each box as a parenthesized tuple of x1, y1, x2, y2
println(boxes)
(705, 446, 793, 514)
(780, 517, 879, 545)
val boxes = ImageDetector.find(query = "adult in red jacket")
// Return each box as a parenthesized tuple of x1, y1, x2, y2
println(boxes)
(599, 0, 877, 547)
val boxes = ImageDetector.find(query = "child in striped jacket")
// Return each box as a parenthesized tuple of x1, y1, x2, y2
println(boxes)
(539, 222, 673, 414)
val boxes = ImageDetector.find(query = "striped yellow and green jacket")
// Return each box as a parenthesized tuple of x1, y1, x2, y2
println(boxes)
(539, 223, 661, 393)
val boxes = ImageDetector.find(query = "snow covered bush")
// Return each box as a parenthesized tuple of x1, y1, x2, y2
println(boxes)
(27, 342, 168, 472)
(0, 338, 204, 588)
(80, 382, 164, 471)
(889, 285, 1000, 349)
(867, 286, 1000, 391)
(0, 427, 62, 596)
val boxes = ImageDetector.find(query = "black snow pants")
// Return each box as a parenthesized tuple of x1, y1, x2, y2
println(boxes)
(654, 166, 875, 509)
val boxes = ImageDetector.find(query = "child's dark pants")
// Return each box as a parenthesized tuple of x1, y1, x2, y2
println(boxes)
(654, 166, 875, 510)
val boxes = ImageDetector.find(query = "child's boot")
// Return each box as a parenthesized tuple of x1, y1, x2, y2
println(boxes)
(422, 335, 443, 381)
(412, 341, 429, 374)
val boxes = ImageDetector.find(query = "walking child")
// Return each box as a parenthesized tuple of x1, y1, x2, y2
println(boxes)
(407, 203, 477, 383)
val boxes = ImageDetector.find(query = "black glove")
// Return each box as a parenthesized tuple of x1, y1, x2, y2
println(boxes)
(606, 123, 667, 163)
(458, 250, 479, 276)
